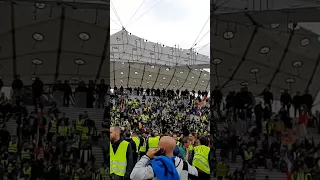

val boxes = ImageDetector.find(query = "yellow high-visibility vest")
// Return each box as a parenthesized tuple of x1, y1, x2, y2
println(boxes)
(50, 120, 57, 133)
(8, 141, 18, 153)
(305, 173, 311, 180)
(262, 120, 268, 134)
(21, 150, 31, 160)
(176, 141, 181, 146)
(81, 127, 89, 141)
(244, 151, 253, 160)
(139, 138, 147, 153)
(76, 119, 84, 131)
(192, 145, 210, 174)
(216, 162, 228, 177)
(189, 145, 194, 151)
(148, 137, 159, 150)
(58, 126, 68, 137)
(23, 167, 31, 179)
(132, 137, 140, 153)
(99, 167, 108, 180)
(110, 141, 129, 177)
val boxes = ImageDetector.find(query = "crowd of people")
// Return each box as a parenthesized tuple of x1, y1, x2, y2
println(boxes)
(109, 84, 320, 180)
(110, 89, 212, 180)
(0, 77, 108, 180)
(210, 86, 320, 180)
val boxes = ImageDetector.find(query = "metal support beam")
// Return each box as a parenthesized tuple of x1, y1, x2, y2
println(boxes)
(113, 62, 115, 87)
(10, 3, 17, 78)
(95, 27, 110, 83)
(179, 66, 191, 90)
(152, 67, 161, 89)
(221, 26, 259, 88)
(305, 53, 320, 92)
(193, 70, 203, 91)
(165, 68, 176, 89)
(54, 6, 65, 82)
(267, 28, 295, 87)
(139, 64, 146, 87)
(127, 62, 131, 87)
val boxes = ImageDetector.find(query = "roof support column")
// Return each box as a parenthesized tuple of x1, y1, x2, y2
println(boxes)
(54, 6, 66, 82)
(10, 3, 17, 78)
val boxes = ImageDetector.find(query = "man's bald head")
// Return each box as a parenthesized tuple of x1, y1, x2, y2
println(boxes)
(110, 126, 121, 142)
(158, 136, 176, 157)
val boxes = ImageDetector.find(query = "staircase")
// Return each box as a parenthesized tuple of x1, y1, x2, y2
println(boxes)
(216, 115, 320, 180)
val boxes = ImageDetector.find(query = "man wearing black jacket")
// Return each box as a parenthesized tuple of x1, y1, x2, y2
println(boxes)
(110, 126, 134, 180)
(292, 91, 302, 117)
(262, 87, 273, 110)
(125, 132, 138, 164)
(280, 89, 292, 112)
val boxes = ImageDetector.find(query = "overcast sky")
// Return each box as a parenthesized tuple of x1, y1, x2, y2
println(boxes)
(110, 0, 210, 56)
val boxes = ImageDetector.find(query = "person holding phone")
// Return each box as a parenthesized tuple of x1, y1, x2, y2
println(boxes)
(130, 136, 198, 180)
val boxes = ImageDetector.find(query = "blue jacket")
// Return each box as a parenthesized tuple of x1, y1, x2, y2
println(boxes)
(151, 156, 180, 180)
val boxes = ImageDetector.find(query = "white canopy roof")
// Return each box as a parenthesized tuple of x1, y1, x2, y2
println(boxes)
(110, 61, 210, 91)
(211, 16, 320, 99)
(0, 1, 109, 85)
(110, 30, 210, 91)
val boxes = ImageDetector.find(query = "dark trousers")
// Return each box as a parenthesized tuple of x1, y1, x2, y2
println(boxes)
(294, 106, 301, 117)
(63, 93, 70, 107)
(196, 172, 210, 180)
(282, 103, 291, 112)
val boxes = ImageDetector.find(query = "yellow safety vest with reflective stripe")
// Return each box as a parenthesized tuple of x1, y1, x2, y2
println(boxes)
(192, 145, 210, 174)
(21, 150, 31, 160)
(72, 141, 79, 149)
(58, 126, 68, 137)
(305, 173, 311, 180)
(176, 141, 181, 146)
(7, 163, 13, 173)
(8, 141, 18, 153)
(23, 167, 31, 179)
(110, 141, 129, 177)
(99, 167, 108, 180)
(189, 145, 194, 151)
(132, 137, 140, 153)
(148, 137, 159, 150)
(244, 151, 253, 160)
(76, 119, 84, 131)
(50, 120, 57, 133)
(216, 162, 228, 177)
(262, 120, 268, 134)
(139, 138, 147, 153)
(81, 127, 89, 141)
(296, 172, 304, 180)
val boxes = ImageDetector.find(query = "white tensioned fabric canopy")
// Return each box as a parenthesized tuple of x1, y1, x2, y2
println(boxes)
(0, 1, 109, 85)
(210, 18, 320, 99)
(110, 30, 210, 91)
